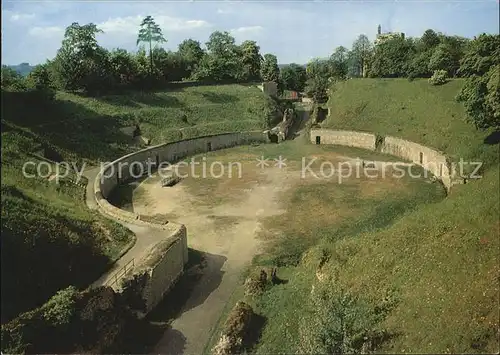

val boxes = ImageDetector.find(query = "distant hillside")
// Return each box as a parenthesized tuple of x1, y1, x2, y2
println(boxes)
(7, 63, 35, 76)
(278, 63, 307, 69)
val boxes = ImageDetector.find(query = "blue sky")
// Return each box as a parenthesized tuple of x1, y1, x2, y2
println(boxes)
(1, 0, 498, 65)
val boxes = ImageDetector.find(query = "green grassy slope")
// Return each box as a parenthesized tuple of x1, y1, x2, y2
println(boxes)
(248, 80, 499, 353)
(1, 84, 276, 321)
(324, 78, 498, 168)
(55, 84, 277, 162)
(1, 130, 132, 322)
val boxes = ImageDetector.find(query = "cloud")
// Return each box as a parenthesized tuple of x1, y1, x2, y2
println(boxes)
(10, 12, 35, 22)
(28, 26, 64, 38)
(217, 8, 233, 14)
(230, 26, 263, 34)
(97, 14, 211, 35)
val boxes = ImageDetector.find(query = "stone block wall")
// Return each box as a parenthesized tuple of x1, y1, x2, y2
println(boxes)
(381, 136, 452, 189)
(310, 129, 454, 191)
(137, 225, 188, 313)
(310, 129, 376, 150)
(92, 131, 268, 315)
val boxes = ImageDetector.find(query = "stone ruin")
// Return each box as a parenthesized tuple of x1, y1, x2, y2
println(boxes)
(265, 107, 296, 143)
(161, 171, 181, 187)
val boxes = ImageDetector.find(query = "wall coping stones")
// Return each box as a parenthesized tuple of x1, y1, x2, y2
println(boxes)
(310, 128, 458, 193)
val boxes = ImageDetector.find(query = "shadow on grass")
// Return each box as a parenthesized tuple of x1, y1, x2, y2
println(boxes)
(196, 91, 240, 104)
(2, 90, 134, 163)
(484, 130, 500, 145)
(244, 313, 268, 353)
(96, 92, 186, 109)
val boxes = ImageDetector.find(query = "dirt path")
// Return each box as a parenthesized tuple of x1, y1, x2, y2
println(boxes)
(82, 108, 315, 353)
(83, 167, 176, 287)
(132, 167, 299, 355)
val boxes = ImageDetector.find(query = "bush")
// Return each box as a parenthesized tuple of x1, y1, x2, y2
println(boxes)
(244, 269, 269, 296)
(1, 286, 140, 354)
(428, 70, 449, 85)
(212, 301, 257, 355)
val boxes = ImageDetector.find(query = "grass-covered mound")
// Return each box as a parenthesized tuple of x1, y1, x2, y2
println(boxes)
(324, 78, 498, 168)
(1, 83, 276, 323)
(1, 125, 131, 322)
(2, 84, 277, 165)
(218, 80, 499, 354)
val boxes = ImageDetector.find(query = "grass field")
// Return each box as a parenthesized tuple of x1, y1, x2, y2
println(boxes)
(1, 131, 132, 321)
(210, 80, 499, 354)
(1, 83, 277, 322)
(324, 78, 499, 168)
(2, 84, 277, 164)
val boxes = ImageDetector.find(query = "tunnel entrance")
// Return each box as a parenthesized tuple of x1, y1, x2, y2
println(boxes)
(316, 136, 321, 145)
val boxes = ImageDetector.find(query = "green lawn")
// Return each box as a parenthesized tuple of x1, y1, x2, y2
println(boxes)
(220, 79, 499, 354)
(324, 78, 499, 168)
(1, 83, 277, 322)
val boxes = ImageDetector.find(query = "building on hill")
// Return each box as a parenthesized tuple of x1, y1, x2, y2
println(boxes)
(375, 24, 405, 45)
(7, 63, 35, 76)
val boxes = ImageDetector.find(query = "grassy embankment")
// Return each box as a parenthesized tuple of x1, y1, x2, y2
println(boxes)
(210, 79, 499, 354)
(1, 84, 276, 321)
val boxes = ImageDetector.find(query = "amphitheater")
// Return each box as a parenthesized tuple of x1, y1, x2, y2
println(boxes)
(86, 120, 460, 353)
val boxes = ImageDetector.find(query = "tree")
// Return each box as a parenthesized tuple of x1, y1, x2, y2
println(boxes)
(419, 29, 440, 51)
(456, 34, 500, 129)
(457, 33, 500, 77)
(53, 22, 110, 93)
(177, 39, 204, 77)
(194, 31, 241, 81)
(330, 46, 349, 80)
(370, 37, 415, 77)
(136, 16, 167, 76)
(304, 76, 329, 103)
(428, 43, 461, 76)
(407, 50, 433, 78)
(240, 40, 262, 81)
(260, 53, 280, 82)
(108, 48, 138, 88)
(280, 63, 306, 92)
(1, 66, 26, 90)
(25, 63, 56, 100)
(305, 59, 333, 103)
(351, 35, 372, 77)
(154, 48, 189, 82)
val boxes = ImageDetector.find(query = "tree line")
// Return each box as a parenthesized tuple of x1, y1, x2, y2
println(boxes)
(287, 30, 498, 129)
(1, 18, 498, 129)
(1, 16, 280, 95)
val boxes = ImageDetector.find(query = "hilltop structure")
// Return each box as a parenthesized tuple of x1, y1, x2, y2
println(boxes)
(375, 24, 405, 45)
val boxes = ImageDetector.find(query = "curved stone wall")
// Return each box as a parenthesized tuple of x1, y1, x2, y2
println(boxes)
(310, 129, 455, 191)
(93, 131, 269, 312)
(94, 131, 269, 225)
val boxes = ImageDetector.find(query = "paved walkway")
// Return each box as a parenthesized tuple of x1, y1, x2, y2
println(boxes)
(84, 167, 170, 287)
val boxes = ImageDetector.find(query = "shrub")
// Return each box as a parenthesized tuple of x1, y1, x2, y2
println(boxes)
(244, 269, 269, 296)
(212, 301, 257, 355)
(0, 286, 140, 354)
(428, 70, 449, 86)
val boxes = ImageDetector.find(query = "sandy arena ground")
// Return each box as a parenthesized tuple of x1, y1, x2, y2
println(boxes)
(116, 149, 416, 354)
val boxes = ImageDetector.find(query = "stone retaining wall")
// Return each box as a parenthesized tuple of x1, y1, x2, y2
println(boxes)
(134, 225, 188, 314)
(381, 136, 452, 190)
(310, 129, 376, 150)
(93, 131, 268, 314)
(95, 131, 268, 224)
(310, 129, 454, 191)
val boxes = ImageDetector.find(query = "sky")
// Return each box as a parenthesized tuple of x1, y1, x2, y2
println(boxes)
(1, 0, 499, 65)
